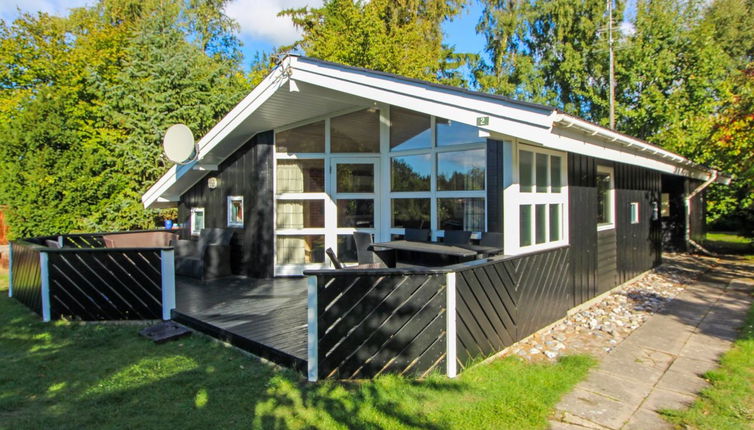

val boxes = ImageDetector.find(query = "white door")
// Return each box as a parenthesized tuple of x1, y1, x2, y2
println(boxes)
(327, 158, 380, 264)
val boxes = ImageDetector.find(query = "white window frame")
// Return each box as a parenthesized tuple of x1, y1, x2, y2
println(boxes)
(190, 207, 205, 237)
(227, 196, 244, 227)
(504, 142, 569, 255)
(597, 165, 615, 231)
(630, 202, 640, 224)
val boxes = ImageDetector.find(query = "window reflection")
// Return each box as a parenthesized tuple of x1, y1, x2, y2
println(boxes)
(438, 198, 485, 231)
(392, 199, 430, 228)
(337, 164, 374, 193)
(436, 119, 485, 146)
(331, 109, 380, 153)
(390, 107, 431, 151)
(391, 154, 431, 191)
(275, 121, 325, 153)
(337, 199, 374, 228)
(437, 149, 485, 191)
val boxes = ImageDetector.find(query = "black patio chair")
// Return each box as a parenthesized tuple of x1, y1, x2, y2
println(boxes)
(404, 228, 430, 242)
(175, 228, 234, 280)
(480, 232, 504, 248)
(443, 230, 472, 245)
(353, 231, 390, 268)
(326, 248, 344, 269)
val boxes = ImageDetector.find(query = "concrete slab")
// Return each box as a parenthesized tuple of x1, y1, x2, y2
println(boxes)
(656, 367, 709, 395)
(579, 370, 654, 404)
(642, 387, 696, 412)
(621, 408, 672, 430)
(599, 347, 674, 384)
(550, 420, 604, 430)
(622, 320, 693, 354)
(666, 356, 717, 376)
(679, 334, 732, 362)
(554, 411, 608, 429)
(557, 388, 636, 430)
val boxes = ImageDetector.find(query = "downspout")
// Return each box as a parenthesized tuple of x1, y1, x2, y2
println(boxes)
(685, 170, 718, 255)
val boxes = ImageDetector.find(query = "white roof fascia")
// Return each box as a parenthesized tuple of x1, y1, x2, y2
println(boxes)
(142, 59, 292, 208)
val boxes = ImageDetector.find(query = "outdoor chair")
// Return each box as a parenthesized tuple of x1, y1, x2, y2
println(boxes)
(480, 232, 505, 256)
(443, 230, 472, 245)
(404, 228, 430, 242)
(175, 228, 234, 280)
(45, 239, 61, 249)
(326, 248, 344, 269)
(353, 231, 389, 268)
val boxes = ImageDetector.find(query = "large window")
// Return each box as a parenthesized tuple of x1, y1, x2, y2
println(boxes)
(437, 149, 485, 191)
(597, 165, 615, 230)
(275, 121, 324, 153)
(190, 208, 205, 237)
(331, 109, 380, 153)
(515, 145, 567, 251)
(390, 107, 431, 151)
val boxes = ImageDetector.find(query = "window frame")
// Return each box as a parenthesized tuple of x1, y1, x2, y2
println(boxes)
(630, 202, 640, 224)
(596, 165, 616, 231)
(504, 142, 568, 254)
(190, 207, 205, 237)
(227, 196, 244, 228)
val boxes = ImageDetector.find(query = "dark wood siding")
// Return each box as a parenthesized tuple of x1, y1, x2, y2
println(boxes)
(486, 139, 505, 233)
(9, 241, 43, 315)
(597, 229, 618, 293)
(687, 179, 706, 244)
(661, 175, 687, 251)
(568, 154, 598, 305)
(178, 131, 275, 278)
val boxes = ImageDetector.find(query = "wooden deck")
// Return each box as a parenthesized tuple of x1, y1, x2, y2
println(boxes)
(173, 276, 308, 372)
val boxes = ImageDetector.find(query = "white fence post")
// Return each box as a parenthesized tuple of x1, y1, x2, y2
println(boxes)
(307, 276, 318, 382)
(7, 242, 13, 298)
(160, 249, 176, 321)
(40, 251, 51, 322)
(446, 272, 457, 378)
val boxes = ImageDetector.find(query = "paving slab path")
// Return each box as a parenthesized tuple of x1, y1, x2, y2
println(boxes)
(550, 257, 754, 430)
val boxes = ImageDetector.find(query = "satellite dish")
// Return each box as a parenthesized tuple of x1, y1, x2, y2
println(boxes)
(163, 124, 196, 164)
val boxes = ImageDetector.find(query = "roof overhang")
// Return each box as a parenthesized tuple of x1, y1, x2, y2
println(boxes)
(143, 56, 727, 209)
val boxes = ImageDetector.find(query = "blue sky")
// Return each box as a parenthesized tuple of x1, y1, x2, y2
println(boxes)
(0, 0, 631, 70)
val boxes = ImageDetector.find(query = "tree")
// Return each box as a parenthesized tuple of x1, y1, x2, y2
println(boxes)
(281, 0, 468, 83)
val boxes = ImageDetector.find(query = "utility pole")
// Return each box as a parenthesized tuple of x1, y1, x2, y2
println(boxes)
(607, 0, 616, 130)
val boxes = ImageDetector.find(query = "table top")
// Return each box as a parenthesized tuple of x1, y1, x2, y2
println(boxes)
(457, 243, 504, 255)
(370, 240, 478, 258)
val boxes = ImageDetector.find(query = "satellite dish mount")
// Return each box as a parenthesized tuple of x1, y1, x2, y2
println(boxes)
(163, 124, 197, 164)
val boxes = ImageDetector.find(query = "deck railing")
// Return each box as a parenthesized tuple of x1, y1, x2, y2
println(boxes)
(9, 231, 175, 321)
(304, 245, 571, 381)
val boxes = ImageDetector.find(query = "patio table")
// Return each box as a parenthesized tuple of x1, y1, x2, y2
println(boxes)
(368, 240, 479, 267)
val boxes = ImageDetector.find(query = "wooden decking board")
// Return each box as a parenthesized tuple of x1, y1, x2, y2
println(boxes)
(174, 275, 308, 370)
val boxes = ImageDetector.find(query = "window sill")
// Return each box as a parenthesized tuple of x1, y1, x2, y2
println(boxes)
(597, 223, 615, 232)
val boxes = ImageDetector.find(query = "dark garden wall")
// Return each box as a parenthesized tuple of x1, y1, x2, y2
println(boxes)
(178, 131, 275, 278)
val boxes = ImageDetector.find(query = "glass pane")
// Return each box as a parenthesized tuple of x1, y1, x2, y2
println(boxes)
(597, 172, 612, 224)
(192, 211, 204, 234)
(519, 205, 532, 246)
(276, 200, 325, 229)
(275, 121, 325, 153)
(331, 109, 380, 153)
(438, 198, 485, 231)
(549, 204, 561, 241)
(336, 164, 374, 193)
(391, 154, 431, 191)
(390, 106, 431, 151)
(229, 199, 243, 225)
(551, 155, 562, 193)
(536, 153, 548, 193)
(276, 159, 325, 193)
(630, 202, 640, 224)
(392, 199, 430, 228)
(337, 235, 358, 263)
(337, 199, 374, 228)
(275, 235, 325, 264)
(436, 118, 485, 146)
(437, 149, 486, 191)
(535, 204, 547, 244)
(520, 150, 533, 192)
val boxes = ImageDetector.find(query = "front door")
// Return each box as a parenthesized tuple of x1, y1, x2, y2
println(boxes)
(328, 158, 380, 265)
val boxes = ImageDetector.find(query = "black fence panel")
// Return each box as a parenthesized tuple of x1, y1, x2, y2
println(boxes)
(46, 249, 163, 320)
(316, 273, 447, 380)
(9, 241, 44, 315)
(454, 246, 571, 368)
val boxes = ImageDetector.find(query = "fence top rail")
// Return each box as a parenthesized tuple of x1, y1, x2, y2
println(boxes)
(303, 245, 570, 278)
(39, 246, 174, 254)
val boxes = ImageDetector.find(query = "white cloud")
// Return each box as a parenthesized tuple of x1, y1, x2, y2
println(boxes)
(620, 21, 636, 37)
(0, 0, 94, 21)
(224, 0, 323, 47)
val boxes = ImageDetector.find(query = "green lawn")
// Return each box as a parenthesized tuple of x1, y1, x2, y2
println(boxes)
(661, 232, 754, 428)
(0, 269, 593, 429)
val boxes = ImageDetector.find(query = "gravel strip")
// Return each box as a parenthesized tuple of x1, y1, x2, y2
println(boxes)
(505, 253, 719, 362)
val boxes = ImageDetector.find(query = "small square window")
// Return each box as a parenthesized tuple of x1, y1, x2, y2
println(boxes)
(190, 208, 205, 236)
(630, 202, 640, 224)
(227, 196, 243, 227)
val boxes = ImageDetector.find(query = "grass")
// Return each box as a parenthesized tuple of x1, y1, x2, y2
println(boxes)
(660, 231, 754, 429)
(0, 269, 594, 430)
